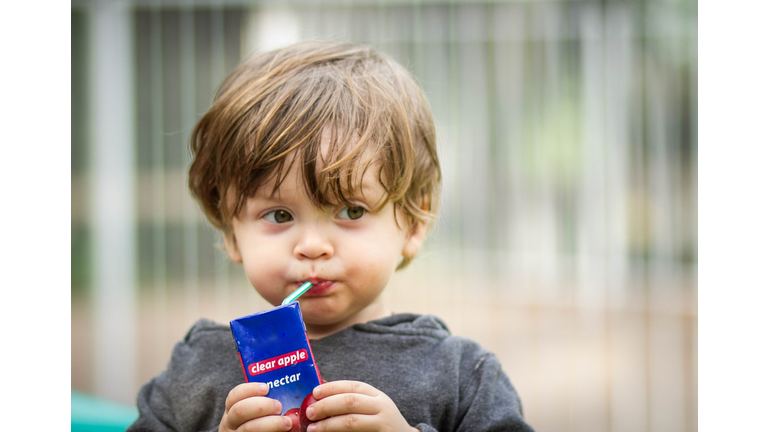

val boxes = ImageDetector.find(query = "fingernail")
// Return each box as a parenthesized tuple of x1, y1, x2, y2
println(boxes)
(313, 387, 321, 398)
(306, 406, 315, 419)
(259, 383, 268, 393)
(274, 400, 282, 413)
(307, 424, 316, 432)
(284, 416, 293, 428)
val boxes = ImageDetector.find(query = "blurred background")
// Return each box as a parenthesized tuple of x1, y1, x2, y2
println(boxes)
(71, 1, 697, 431)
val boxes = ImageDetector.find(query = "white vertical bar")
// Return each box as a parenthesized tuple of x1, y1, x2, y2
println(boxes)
(211, 7, 226, 87)
(574, 5, 610, 432)
(689, 18, 698, 268)
(608, 311, 648, 432)
(604, 8, 644, 432)
(252, 4, 300, 53)
(457, 5, 490, 291)
(211, 6, 231, 321)
(89, 1, 137, 404)
(688, 17, 698, 432)
(149, 6, 168, 372)
(536, 2, 562, 299)
(577, 3, 607, 307)
(649, 314, 686, 432)
(604, 4, 632, 307)
(647, 55, 673, 268)
(180, 7, 200, 329)
(572, 309, 610, 432)
(500, 3, 527, 298)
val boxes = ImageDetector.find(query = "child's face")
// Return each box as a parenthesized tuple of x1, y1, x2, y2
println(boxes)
(223, 155, 426, 337)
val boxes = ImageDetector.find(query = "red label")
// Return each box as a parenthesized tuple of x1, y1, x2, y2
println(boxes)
(247, 349, 309, 376)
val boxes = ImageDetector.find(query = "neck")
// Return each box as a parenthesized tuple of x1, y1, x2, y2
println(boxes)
(305, 301, 391, 340)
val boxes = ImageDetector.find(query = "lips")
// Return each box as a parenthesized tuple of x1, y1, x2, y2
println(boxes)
(296, 279, 335, 296)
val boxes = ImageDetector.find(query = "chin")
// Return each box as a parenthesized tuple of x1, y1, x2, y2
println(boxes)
(302, 310, 353, 328)
(302, 313, 342, 327)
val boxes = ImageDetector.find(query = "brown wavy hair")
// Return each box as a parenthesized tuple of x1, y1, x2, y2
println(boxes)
(188, 41, 441, 268)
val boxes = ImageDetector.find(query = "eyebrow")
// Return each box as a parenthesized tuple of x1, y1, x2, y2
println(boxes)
(347, 176, 390, 208)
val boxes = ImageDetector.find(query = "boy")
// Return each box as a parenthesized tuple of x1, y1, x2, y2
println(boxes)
(129, 41, 534, 432)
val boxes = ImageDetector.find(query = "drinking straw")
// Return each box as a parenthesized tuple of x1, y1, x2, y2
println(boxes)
(282, 282, 313, 305)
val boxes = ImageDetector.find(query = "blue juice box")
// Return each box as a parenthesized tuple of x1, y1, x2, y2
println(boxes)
(230, 303, 323, 418)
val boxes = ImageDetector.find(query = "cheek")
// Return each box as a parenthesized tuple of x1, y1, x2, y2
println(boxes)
(240, 234, 286, 268)
(346, 244, 402, 286)
(239, 243, 286, 294)
(356, 220, 409, 257)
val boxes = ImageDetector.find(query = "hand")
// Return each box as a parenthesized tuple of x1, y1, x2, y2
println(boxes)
(219, 382, 293, 432)
(304, 380, 418, 432)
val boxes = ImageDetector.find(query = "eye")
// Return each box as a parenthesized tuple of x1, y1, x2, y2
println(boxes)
(337, 206, 366, 221)
(263, 209, 293, 223)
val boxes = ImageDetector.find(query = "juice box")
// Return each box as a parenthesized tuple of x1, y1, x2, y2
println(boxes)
(230, 303, 322, 417)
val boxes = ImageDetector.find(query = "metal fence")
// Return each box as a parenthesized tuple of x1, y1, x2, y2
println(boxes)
(71, 1, 697, 431)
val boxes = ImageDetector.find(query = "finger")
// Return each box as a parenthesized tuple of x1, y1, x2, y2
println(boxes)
(225, 382, 270, 412)
(313, 380, 379, 399)
(311, 414, 375, 432)
(308, 393, 379, 421)
(236, 415, 293, 432)
(225, 396, 282, 429)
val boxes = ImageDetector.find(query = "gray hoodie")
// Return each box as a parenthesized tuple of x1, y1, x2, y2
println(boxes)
(128, 313, 534, 432)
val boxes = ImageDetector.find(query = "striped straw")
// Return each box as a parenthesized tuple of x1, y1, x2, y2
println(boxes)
(282, 282, 313, 305)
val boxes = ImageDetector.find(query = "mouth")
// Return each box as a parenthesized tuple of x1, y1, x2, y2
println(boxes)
(295, 279, 335, 296)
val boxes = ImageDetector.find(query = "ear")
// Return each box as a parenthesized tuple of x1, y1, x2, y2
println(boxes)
(402, 220, 427, 259)
(222, 231, 243, 264)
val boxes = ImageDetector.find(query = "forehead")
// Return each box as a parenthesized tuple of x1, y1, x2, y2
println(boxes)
(256, 140, 386, 207)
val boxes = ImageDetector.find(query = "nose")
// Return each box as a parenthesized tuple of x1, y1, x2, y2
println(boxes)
(293, 225, 334, 260)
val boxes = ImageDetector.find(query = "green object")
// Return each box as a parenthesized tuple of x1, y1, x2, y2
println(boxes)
(282, 281, 313, 305)
(71, 390, 138, 432)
